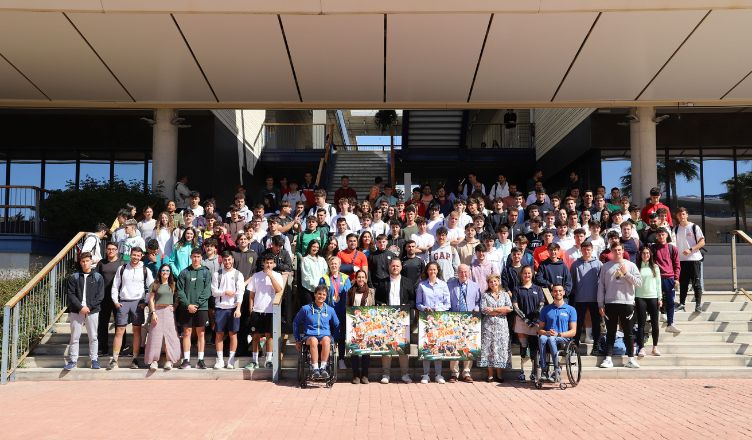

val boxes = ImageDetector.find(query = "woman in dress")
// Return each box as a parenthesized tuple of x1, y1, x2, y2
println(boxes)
(478, 273, 513, 382)
(144, 264, 181, 370)
(416, 262, 451, 384)
(635, 246, 663, 357)
(346, 270, 375, 384)
(300, 240, 328, 304)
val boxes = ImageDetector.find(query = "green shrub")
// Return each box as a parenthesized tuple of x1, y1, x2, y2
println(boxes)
(40, 178, 165, 240)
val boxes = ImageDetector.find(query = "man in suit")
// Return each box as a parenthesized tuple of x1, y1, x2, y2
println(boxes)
(375, 258, 416, 384)
(447, 264, 482, 382)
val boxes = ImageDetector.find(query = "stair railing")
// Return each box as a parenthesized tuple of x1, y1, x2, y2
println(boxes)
(731, 230, 752, 301)
(1, 232, 86, 384)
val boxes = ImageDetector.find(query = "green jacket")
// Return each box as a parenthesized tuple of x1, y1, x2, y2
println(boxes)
(176, 265, 212, 310)
(296, 228, 328, 257)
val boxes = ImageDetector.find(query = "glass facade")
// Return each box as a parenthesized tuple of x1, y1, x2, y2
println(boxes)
(602, 147, 752, 243)
(44, 160, 76, 191)
(9, 161, 41, 187)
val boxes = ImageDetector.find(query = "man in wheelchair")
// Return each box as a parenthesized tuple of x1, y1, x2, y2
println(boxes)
(536, 284, 577, 384)
(293, 285, 340, 380)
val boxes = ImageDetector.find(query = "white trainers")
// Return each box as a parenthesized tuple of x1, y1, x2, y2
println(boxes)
(436, 375, 446, 384)
(225, 361, 235, 369)
(401, 374, 412, 384)
(149, 361, 158, 371)
(420, 375, 430, 384)
(214, 359, 225, 370)
(624, 359, 640, 369)
(380, 375, 390, 384)
(338, 359, 347, 370)
(164, 361, 173, 371)
(599, 358, 614, 368)
(660, 313, 667, 323)
(665, 325, 682, 334)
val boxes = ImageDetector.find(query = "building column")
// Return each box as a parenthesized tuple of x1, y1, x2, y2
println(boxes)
(151, 108, 178, 199)
(312, 110, 326, 149)
(630, 106, 657, 205)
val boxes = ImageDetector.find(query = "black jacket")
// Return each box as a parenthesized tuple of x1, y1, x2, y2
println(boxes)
(259, 248, 293, 273)
(374, 276, 415, 308)
(66, 271, 105, 313)
(368, 249, 397, 284)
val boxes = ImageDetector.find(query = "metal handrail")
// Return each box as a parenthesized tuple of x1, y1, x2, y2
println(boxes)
(271, 282, 285, 384)
(314, 125, 334, 188)
(467, 122, 534, 149)
(1, 231, 86, 383)
(1, 185, 50, 236)
(731, 230, 752, 301)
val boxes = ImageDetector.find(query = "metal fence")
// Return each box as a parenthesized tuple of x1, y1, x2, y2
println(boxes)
(262, 123, 328, 150)
(0, 186, 49, 235)
(467, 122, 534, 149)
(1, 232, 85, 384)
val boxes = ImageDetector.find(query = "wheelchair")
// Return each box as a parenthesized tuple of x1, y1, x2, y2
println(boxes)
(532, 339, 582, 390)
(297, 336, 338, 388)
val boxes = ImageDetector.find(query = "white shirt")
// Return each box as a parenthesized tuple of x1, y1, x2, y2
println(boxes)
(137, 219, 156, 241)
(676, 222, 705, 262)
(336, 231, 354, 250)
(307, 204, 337, 225)
(371, 220, 388, 237)
(81, 273, 89, 307)
(587, 236, 606, 257)
(111, 262, 154, 303)
(282, 190, 306, 207)
(248, 271, 284, 313)
(188, 205, 204, 218)
(488, 181, 509, 200)
(211, 267, 246, 309)
(446, 227, 464, 244)
(330, 213, 361, 232)
(427, 216, 445, 235)
(389, 276, 401, 306)
(554, 235, 575, 252)
(411, 232, 435, 263)
(175, 182, 191, 209)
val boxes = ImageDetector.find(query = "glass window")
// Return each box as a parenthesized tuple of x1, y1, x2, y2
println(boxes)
(0, 160, 6, 185)
(601, 158, 630, 198)
(703, 157, 735, 243)
(114, 161, 144, 186)
(667, 157, 700, 224)
(738, 159, 752, 237)
(44, 160, 76, 191)
(80, 160, 110, 184)
(147, 160, 153, 192)
(9, 160, 41, 187)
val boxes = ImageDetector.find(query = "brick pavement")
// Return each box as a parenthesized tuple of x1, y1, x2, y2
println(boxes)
(1, 379, 751, 439)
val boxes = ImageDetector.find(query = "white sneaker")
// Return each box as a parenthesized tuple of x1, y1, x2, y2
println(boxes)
(624, 359, 640, 368)
(164, 361, 173, 371)
(380, 375, 390, 384)
(420, 375, 430, 384)
(338, 359, 346, 370)
(225, 362, 235, 370)
(149, 361, 158, 371)
(599, 358, 614, 368)
(660, 313, 667, 323)
(214, 359, 225, 370)
(585, 337, 594, 344)
(436, 375, 446, 384)
(401, 374, 412, 384)
(666, 325, 682, 334)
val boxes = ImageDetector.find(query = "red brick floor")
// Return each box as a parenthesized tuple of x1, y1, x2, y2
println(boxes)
(1, 379, 751, 439)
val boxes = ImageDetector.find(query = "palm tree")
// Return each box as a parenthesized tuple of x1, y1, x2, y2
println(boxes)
(619, 159, 699, 209)
(722, 172, 752, 231)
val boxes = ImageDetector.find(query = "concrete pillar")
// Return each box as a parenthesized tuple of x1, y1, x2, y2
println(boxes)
(630, 107, 657, 205)
(152, 109, 178, 199)
(312, 110, 326, 149)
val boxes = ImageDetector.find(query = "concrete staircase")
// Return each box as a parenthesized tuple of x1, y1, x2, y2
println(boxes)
(328, 150, 388, 201)
(12, 291, 752, 381)
(405, 110, 465, 148)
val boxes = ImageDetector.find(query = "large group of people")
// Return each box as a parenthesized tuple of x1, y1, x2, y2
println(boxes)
(66, 170, 706, 385)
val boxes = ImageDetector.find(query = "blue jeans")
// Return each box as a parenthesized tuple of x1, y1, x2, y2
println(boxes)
(538, 336, 569, 370)
(661, 278, 676, 325)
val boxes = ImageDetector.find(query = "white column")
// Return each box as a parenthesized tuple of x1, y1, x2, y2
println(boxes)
(312, 110, 326, 149)
(630, 106, 657, 205)
(152, 108, 178, 199)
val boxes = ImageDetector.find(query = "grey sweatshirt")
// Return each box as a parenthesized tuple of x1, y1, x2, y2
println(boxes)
(597, 260, 642, 308)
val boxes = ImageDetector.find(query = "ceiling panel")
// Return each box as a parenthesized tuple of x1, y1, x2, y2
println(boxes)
(387, 14, 489, 102)
(556, 10, 707, 101)
(0, 11, 130, 101)
(0, 56, 47, 100)
(640, 9, 752, 101)
(175, 14, 298, 102)
(471, 12, 597, 102)
(282, 14, 383, 103)
(69, 12, 215, 102)
(101, 0, 320, 13)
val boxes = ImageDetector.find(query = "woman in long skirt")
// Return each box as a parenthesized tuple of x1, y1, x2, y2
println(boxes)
(478, 274, 513, 382)
(144, 264, 182, 370)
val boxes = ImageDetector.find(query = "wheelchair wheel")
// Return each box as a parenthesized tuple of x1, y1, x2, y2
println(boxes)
(326, 345, 338, 387)
(565, 341, 582, 387)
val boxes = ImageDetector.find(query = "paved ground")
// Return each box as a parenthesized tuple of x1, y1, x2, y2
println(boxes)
(1, 379, 751, 439)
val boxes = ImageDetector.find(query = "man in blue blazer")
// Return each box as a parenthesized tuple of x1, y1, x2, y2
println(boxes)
(446, 264, 481, 382)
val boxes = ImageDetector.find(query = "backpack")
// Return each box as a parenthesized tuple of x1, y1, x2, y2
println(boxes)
(76, 233, 99, 262)
(217, 267, 242, 290)
(673, 224, 708, 260)
(117, 264, 150, 301)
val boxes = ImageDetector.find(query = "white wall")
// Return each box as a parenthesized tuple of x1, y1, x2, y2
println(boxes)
(533, 108, 595, 159)
(212, 109, 266, 179)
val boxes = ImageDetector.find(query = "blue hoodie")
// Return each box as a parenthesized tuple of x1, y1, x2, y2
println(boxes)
(293, 302, 340, 341)
(534, 259, 573, 295)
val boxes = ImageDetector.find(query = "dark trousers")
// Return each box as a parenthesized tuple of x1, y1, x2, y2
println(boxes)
(604, 303, 635, 357)
(336, 309, 346, 361)
(351, 355, 371, 377)
(634, 297, 659, 350)
(237, 291, 252, 356)
(679, 261, 703, 305)
(97, 296, 116, 353)
(660, 278, 676, 325)
(574, 301, 601, 346)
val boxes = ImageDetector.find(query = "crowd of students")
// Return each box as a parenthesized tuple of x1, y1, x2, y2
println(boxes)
(65, 170, 706, 384)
